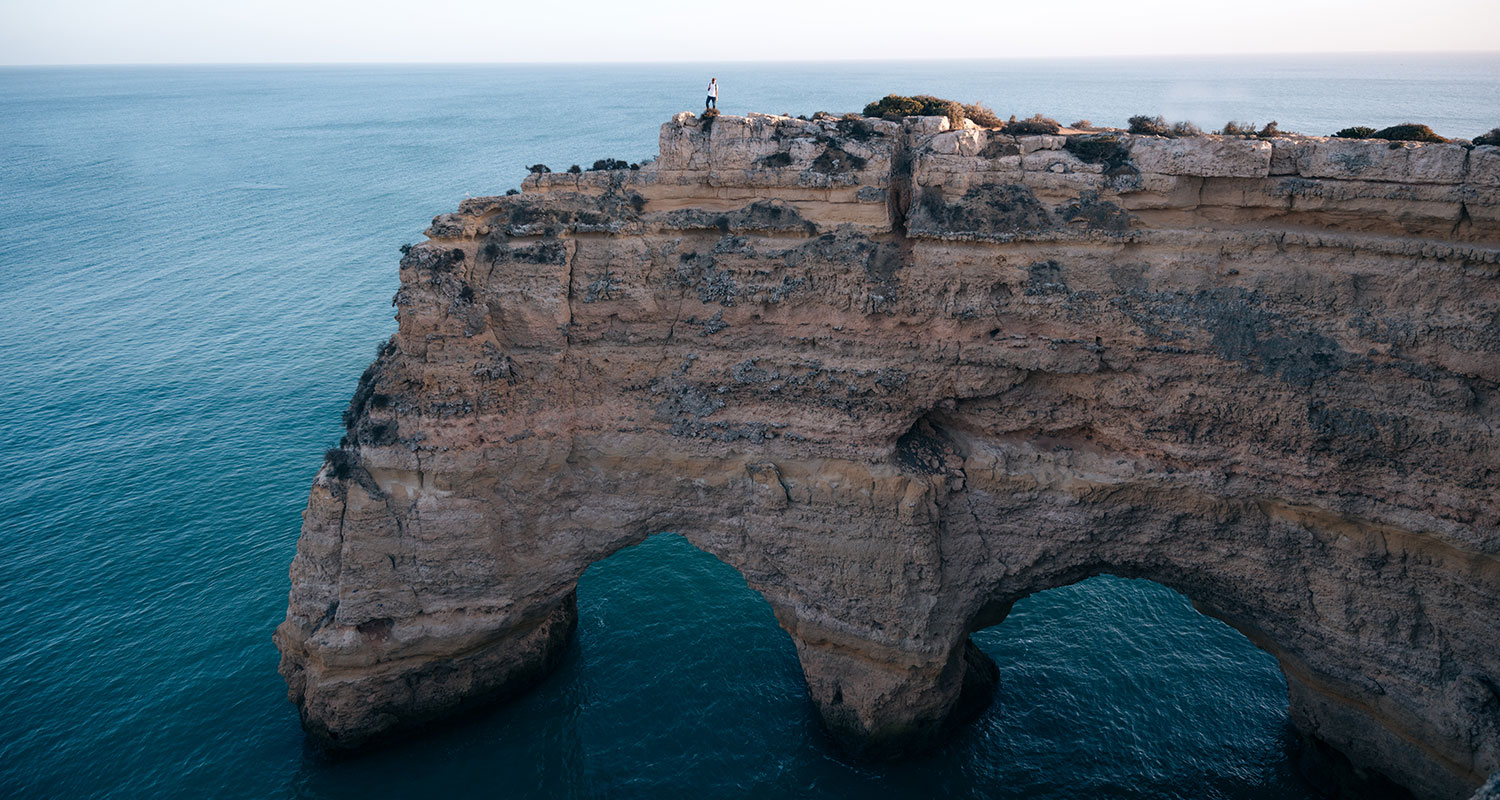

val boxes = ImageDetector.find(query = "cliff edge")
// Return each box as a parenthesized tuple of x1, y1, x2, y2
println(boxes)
(275, 112, 1500, 799)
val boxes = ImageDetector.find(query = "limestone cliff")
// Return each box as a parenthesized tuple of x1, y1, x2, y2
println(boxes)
(275, 112, 1500, 799)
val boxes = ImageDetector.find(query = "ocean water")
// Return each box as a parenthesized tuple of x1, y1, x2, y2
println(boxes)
(1, 57, 1496, 799)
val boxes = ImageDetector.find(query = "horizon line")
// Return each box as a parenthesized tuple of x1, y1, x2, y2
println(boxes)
(4, 49, 1500, 69)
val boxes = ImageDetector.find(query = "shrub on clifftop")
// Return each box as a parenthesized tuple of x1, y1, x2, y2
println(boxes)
(860, 95, 1018, 129)
(1128, 115, 1170, 136)
(961, 103, 1003, 128)
(862, 94, 964, 127)
(1475, 128, 1500, 147)
(1128, 114, 1206, 138)
(1254, 121, 1288, 138)
(1170, 120, 1203, 137)
(863, 94, 926, 119)
(1127, 115, 1204, 138)
(1002, 114, 1061, 135)
(1372, 123, 1447, 143)
(1331, 124, 1449, 142)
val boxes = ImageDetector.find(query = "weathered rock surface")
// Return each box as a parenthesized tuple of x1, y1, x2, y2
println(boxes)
(275, 113, 1500, 800)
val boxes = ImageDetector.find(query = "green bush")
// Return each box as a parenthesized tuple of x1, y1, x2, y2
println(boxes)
(1220, 121, 1256, 136)
(566, 164, 581, 174)
(1334, 126, 1377, 139)
(1127, 115, 1170, 136)
(927, 99, 966, 129)
(1170, 120, 1203, 137)
(1372, 123, 1447, 143)
(1127, 115, 1204, 137)
(1475, 127, 1500, 147)
(527, 164, 551, 174)
(1070, 120, 1094, 130)
(589, 158, 630, 171)
(1255, 121, 1289, 138)
(1003, 113, 1062, 135)
(862, 94, 964, 127)
(863, 94, 925, 119)
(962, 102, 1003, 128)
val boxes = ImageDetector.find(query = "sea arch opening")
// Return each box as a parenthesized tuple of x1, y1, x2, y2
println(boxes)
(563, 532, 813, 783)
(533, 531, 1334, 796)
(557, 544, 1330, 797)
(965, 573, 1314, 798)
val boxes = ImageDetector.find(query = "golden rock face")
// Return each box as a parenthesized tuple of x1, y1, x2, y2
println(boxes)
(276, 113, 1500, 800)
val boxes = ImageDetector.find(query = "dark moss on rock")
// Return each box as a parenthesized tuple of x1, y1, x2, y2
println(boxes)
(835, 116, 881, 141)
(979, 138, 1023, 159)
(910, 184, 1056, 237)
(1058, 191, 1134, 233)
(811, 145, 868, 174)
(658, 199, 815, 234)
(1063, 134, 1137, 176)
(1024, 260, 1068, 296)
(498, 192, 643, 236)
(1111, 287, 1348, 387)
(490, 239, 568, 265)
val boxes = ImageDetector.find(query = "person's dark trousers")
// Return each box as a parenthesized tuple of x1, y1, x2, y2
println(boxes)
(706, 96, 716, 109)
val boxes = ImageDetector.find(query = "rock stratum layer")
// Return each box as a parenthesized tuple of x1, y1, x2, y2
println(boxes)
(276, 112, 1500, 799)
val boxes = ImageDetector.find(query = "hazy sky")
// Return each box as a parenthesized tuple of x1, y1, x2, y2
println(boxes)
(3, 0, 1498, 64)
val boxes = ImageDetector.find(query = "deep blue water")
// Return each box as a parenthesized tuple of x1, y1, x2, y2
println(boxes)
(2, 57, 1496, 799)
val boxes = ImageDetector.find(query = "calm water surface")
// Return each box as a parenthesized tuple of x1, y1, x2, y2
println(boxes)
(3, 57, 1497, 798)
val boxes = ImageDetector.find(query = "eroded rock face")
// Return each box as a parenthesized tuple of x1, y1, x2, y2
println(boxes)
(275, 113, 1500, 799)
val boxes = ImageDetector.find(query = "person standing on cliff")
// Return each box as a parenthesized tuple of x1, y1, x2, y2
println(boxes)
(706, 78, 718, 111)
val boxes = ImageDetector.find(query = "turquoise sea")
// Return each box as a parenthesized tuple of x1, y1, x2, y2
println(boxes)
(2, 56, 1497, 799)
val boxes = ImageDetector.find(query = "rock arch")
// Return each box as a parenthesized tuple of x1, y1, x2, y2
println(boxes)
(968, 572, 1302, 791)
(277, 112, 1499, 799)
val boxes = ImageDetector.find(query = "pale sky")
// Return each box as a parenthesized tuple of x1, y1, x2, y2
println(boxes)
(2, 0, 1497, 64)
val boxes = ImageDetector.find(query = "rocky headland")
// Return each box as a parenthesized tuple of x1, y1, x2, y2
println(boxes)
(275, 111, 1500, 799)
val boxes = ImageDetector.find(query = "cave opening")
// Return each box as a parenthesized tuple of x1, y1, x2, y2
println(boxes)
(297, 541, 1320, 798)
(967, 573, 1315, 799)
(566, 531, 809, 772)
(560, 542, 1318, 797)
